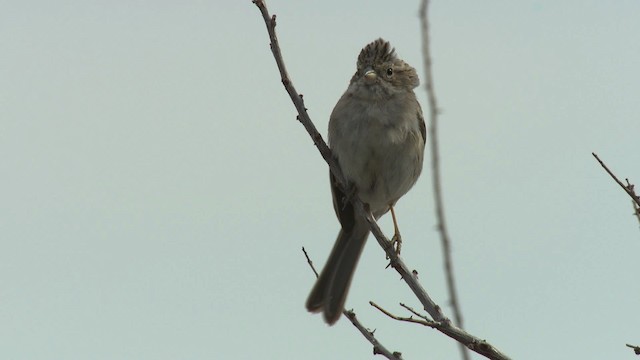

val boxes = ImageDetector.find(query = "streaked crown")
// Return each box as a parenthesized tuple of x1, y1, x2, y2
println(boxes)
(357, 38, 397, 69)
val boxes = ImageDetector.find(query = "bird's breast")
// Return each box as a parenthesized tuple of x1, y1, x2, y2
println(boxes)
(330, 104, 423, 214)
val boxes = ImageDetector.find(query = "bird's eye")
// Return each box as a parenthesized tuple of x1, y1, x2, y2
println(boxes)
(386, 68, 393, 77)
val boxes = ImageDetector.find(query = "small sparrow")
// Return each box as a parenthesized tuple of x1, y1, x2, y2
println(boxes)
(306, 38, 426, 325)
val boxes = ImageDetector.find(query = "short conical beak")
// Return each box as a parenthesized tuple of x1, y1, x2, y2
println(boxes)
(363, 69, 377, 84)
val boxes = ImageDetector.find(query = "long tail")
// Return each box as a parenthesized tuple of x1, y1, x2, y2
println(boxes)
(305, 217, 369, 325)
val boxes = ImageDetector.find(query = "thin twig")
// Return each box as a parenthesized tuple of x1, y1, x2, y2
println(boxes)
(626, 343, 640, 355)
(371, 301, 440, 327)
(419, 2, 469, 360)
(302, 248, 402, 360)
(372, 301, 510, 360)
(400, 302, 430, 321)
(592, 153, 640, 208)
(254, 1, 511, 359)
(302, 246, 319, 277)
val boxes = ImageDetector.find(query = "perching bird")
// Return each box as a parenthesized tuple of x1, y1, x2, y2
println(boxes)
(306, 38, 426, 325)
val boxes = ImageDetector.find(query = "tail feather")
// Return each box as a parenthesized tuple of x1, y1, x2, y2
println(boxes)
(306, 218, 369, 325)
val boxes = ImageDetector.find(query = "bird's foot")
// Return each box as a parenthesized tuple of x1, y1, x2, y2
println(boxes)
(391, 232, 402, 256)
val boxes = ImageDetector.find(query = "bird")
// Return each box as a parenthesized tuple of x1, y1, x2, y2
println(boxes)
(306, 38, 426, 325)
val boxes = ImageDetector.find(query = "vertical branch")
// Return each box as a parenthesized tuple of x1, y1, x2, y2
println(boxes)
(419, 1, 470, 360)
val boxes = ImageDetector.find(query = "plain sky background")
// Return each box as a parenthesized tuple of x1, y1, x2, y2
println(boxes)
(2, 1, 639, 359)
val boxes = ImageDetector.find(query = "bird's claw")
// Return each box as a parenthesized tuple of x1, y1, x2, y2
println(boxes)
(391, 232, 402, 256)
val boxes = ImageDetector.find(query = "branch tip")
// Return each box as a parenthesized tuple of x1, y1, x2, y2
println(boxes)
(592, 152, 640, 208)
(626, 343, 640, 355)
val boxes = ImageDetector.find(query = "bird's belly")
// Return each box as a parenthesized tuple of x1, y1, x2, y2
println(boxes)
(338, 133, 422, 215)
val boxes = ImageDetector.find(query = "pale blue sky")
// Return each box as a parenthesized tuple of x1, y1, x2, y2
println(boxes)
(2, 1, 639, 359)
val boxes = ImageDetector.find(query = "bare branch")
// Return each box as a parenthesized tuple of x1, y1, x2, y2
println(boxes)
(592, 153, 640, 208)
(345, 311, 404, 360)
(254, 1, 511, 359)
(400, 302, 431, 321)
(302, 248, 402, 360)
(251, 0, 338, 180)
(626, 343, 640, 355)
(371, 301, 511, 360)
(371, 301, 439, 327)
(302, 246, 319, 277)
(419, 1, 469, 359)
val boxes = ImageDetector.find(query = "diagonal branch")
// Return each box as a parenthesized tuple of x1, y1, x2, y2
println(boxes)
(371, 301, 439, 327)
(371, 301, 510, 359)
(253, 1, 511, 359)
(419, 2, 469, 360)
(592, 153, 640, 208)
